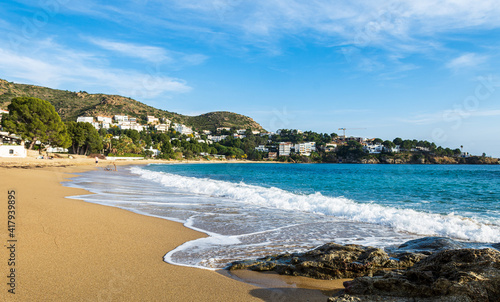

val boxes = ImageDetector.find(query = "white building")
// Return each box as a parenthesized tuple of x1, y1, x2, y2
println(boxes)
(387, 146, 400, 153)
(77, 116, 94, 123)
(233, 133, 246, 139)
(97, 116, 113, 124)
(217, 127, 231, 132)
(236, 129, 246, 135)
(91, 122, 101, 130)
(162, 118, 171, 126)
(114, 115, 128, 123)
(0, 145, 26, 157)
(207, 135, 228, 143)
(118, 123, 131, 130)
(130, 124, 144, 132)
(147, 116, 160, 125)
(203, 130, 212, 135)
(255, 145, 269, 152)
(46, 146, 68, 153)
(155, 124, 169, 133)
(174, 123, 193, 135)
(325, 143, 338, 152)
(252, 131, 260, 135)
(144, 147, 161, 157)
(0, 132, 26, 158)
(364, 144, 384, 154)
(295, 142, 316, 156)
(279, 142, 292, 156)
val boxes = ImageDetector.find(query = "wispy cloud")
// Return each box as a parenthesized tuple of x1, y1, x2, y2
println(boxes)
(17, 0, 500, 53)
(48, 0, 500, 78)
(87, 37, 209, 67)
(0, 41, 191, 99)
(88, 38, 172, 63)
(446, 53, 488, 70)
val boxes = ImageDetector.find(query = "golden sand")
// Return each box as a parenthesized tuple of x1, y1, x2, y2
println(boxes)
(0, 156, 344, 301)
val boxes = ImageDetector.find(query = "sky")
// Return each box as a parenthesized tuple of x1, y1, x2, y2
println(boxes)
(1, 0, 500, 156)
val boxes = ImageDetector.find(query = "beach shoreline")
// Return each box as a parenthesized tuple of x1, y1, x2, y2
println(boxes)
(0, 156, 341, 301)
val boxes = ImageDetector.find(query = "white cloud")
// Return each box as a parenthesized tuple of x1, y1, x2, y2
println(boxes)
(446, 53, 488, 70)
(88, 38, 172, 63)
(0, 44, 191, 99)
(50, 0, 500, 69)
(158, 0, 500, 46)
(87, 37, 209, 67)
(20, 0, 500, 52)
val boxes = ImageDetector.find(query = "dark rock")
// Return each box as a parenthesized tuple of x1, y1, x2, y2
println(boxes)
(329, 248, 500, 302)
(227, 242, 422, 280)
(396, 237, 467, 253)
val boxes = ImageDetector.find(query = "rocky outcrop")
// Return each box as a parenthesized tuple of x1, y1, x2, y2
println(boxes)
(228, 243, 426, 280)
(329, 248, 500, 302)
(396, 237, 468, 253)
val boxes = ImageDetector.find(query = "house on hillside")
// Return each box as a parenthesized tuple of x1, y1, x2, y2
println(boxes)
(267, 152, 277, 159)
(279, 142, 292, 156)
(147, 116, 160, 125)
(255, 145, 269, 152)
(76, 116, 94, 123)
(0, 131, 26, 158)
(155, 124, 169, 133)
(207, 135, 227, 143)
(114, 115, 128, 123)
(324, 143, 338, 152)
(97, 116, 113, 124)
(364, 144, 384, 154)
(173, 123, 193, 135)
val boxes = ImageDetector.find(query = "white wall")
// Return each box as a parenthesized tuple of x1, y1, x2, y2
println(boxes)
(0, 145, 27, 158)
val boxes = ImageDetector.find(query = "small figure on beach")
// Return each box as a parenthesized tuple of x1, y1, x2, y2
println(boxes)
(95, 156, 99, 166)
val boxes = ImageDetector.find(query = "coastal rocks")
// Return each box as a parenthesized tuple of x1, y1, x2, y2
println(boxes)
(379, 157, 406, 164)
(228, 243, 424, 280)
(329, 248, 500, 302)
(396, 237, 467, 253)
(360, 158, 380, 164)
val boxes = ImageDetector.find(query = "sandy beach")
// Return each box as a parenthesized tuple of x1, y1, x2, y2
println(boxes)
(0, 156, 343, 301)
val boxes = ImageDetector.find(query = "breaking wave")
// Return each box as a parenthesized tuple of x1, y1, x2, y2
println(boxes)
(130, 166, 500, 243)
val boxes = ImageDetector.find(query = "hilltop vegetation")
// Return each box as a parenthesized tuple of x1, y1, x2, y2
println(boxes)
(0, 79, 264, 132)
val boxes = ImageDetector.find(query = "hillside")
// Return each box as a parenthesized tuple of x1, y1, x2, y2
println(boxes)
(0, 79, 265, 132)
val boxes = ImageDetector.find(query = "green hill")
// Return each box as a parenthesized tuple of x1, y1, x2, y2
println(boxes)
(0, 79, 264, 132)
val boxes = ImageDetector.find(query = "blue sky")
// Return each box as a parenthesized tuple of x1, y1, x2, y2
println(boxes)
(1, 0, 500, 156)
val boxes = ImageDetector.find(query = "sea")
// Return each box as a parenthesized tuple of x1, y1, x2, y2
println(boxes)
(64, 163, 500, 270)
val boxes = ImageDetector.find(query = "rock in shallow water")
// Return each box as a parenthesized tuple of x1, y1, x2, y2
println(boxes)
(329, 248, 500, 302)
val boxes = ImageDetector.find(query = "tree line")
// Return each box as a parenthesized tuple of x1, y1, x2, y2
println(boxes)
(1, 97, 471, 161)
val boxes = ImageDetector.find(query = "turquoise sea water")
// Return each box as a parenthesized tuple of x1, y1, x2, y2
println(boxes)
(65, 163, 500, 269)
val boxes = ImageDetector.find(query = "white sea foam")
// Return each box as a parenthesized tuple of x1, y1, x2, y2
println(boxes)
(131, 166, 500, 243)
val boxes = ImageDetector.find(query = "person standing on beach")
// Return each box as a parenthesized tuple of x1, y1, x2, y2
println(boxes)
(95, 156, 99, 166)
